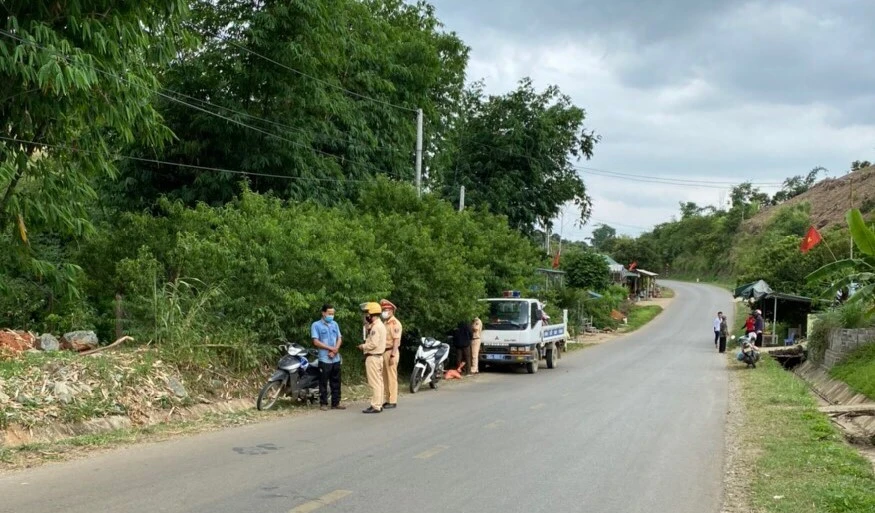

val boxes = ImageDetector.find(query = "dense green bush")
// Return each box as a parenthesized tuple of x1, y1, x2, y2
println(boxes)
(40, 181, 538, 369)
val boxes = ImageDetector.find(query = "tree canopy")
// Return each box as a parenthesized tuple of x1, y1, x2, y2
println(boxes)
(438, 78, 599, 234)
(1, 1, 190, 293)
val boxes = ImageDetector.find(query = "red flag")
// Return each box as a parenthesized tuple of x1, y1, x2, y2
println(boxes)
(551, 250, 561, 269)
(800, 226, 822, 254)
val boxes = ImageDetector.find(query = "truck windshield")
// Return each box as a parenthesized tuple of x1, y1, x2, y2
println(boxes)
(484, 300, 529, 330)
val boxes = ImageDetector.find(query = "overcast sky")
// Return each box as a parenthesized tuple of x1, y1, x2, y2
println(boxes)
(427, 0, 875, 241)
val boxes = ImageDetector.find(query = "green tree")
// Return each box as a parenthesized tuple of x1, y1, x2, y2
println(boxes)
(111, 0, 468, 208)
(851, 160, 872, 172)
(773, 167, 823, 203)
(1, 1, 189, 294)
(440, 78, 599, 234)
(610, 236, 662, 272)
(589, 224, 616, 251)
(562, 250, 610, 291)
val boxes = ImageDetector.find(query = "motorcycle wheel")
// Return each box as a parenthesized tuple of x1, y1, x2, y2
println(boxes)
(410, 367, 424, 394)
(257, 380, 284, 411)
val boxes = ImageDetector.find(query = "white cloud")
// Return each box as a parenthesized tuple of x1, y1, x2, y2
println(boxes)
(432, 0, 875, 240)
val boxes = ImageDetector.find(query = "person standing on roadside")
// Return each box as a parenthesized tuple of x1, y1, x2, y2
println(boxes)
(358, 302, 386, 414)
(713, 311, 723, 347)
(744, 312, 756, 338)
(718, 313, 729, 354)
(754, 309, 765, 347)
(380, 299, 402, 410)
(453, 320, 473, 375)
(470, 316, 483, 374)
(311, 304, 346, 411)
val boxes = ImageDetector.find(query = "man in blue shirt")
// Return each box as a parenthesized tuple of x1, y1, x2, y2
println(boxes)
(311, 304, 345, 411)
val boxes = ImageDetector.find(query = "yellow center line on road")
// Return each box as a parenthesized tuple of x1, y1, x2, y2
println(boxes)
(484, 420, 505, 429)
(414, 445, 450, 459)
(530, 403, 545, 410)
(288, 490, 353, 513)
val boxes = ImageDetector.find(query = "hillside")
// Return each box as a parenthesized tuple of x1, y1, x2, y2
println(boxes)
(745, 165, 875, 233)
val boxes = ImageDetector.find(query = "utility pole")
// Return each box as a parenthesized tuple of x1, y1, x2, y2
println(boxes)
(415, 108, 423, 198)
(458, 185, 465, 212)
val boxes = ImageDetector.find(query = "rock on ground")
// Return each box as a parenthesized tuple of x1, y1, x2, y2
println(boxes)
(37, 333, 60, 352)
(61, 331, 99, 352)
(53, 382, 75, 404)
(167, 377, 188, 399)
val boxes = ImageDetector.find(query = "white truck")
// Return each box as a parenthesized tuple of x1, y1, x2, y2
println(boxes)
(478, 294, 568, 374)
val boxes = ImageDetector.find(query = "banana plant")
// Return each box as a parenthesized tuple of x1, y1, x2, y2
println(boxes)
(807, 209, 875, 306)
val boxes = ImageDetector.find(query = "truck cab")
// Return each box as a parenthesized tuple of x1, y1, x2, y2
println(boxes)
(479, 292, 567, 374)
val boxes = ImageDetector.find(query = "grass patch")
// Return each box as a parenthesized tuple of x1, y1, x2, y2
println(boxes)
(830, 343, 875, 401)
(736, 354, 875, 512)
(623, 305, 663, 332)
(659, 287, 675, 298)
(566, 342, 597, 352)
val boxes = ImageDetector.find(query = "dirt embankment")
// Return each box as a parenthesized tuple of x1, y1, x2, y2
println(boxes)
(745, 165, 875, 233)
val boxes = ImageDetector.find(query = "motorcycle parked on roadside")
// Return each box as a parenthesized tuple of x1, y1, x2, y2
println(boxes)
(410, 337, 450, 393)
(736, 335, 760, 368)
(256, 343, 322, 410)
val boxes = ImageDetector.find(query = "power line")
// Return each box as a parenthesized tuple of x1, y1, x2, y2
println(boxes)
(225, 40, 418, 113)
(461, 138, 784, 188)
(588, 218, 650, 231)
(160, 88, 409, 158)
(0, 29, 403, 179)
(576, 166, 783, 187)
(0, 135, 373, 183)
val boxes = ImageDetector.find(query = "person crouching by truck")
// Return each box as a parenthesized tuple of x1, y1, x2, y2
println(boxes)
(380, 299, 401, 410)
(453, 320, 473, 375)
(357, 302, 386, 414)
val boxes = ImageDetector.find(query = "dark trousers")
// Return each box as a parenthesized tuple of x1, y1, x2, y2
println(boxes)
(714, 330, 719, 345)
(756, 332, 764, 347)
(455, 346, 471, 374)
(718, 336, 727, 353)
(319, 361, 341, 406)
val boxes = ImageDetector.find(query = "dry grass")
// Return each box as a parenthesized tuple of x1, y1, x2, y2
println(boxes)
(745, 165, 875, 234)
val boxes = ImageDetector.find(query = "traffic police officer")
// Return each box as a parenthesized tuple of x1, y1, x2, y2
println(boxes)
(380, 299, 402, 409)
(358, 302, 386, 414)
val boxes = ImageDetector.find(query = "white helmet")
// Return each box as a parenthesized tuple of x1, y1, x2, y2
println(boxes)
(748, 332, 757, 341)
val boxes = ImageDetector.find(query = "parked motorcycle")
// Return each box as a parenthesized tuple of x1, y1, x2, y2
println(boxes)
(257, 343, 321, 410)
(410, 337, 450, 393)
(738, 339, 760, 368)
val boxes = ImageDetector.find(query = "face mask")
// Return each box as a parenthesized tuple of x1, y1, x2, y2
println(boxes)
(381, 311, 390, 320)
(324, 315, 334, 323)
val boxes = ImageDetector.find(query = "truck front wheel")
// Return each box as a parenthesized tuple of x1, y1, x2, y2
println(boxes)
(526, 349, 539, 374)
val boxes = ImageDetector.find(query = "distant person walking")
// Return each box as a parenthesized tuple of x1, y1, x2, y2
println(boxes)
(713, 312, 723, 347)
(718, 314, 729, 353)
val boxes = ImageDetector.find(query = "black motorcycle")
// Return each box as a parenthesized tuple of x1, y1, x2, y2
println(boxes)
(256, 343, 321, 410)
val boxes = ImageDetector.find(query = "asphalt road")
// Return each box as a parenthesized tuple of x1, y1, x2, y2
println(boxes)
(0, 281, 732, 513)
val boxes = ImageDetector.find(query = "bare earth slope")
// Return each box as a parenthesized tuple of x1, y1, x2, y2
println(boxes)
(746, 165, 875, 233)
